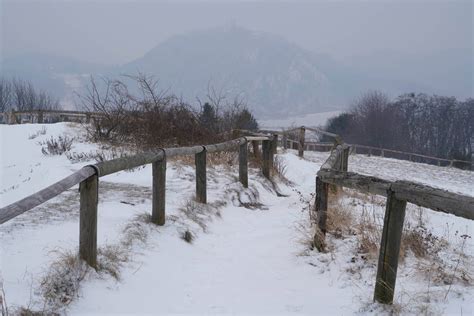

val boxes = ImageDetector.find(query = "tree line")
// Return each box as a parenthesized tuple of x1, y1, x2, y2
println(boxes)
(0, 78, 60, 112)
(325, 91, 473, 165)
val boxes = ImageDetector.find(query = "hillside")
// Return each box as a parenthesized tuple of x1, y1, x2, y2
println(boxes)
(2, 26, 441, 118)
(0, 123, 472, 315)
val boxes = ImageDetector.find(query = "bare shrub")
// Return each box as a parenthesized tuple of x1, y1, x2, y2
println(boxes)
(79, 74, 259, 151)
(40, 136, 74, 156)
(28, 127, 47, 140)
(181, 230, 194, 244)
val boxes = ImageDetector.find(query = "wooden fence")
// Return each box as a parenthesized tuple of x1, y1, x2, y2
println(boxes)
(0, 110, 104, 124)
(0, 135, 277, 267)
(263, 126, 473, 169)
(2, 120, 473, 306)
(313, 143, 474, 304)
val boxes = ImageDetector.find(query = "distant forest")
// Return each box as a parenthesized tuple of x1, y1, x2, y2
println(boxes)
(0, 78, 60, 112)
(324, 92, 474, 163)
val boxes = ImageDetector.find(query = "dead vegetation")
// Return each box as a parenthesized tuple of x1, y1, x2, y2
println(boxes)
(304, 188, 473, 314)
(39, 136, 74, 156)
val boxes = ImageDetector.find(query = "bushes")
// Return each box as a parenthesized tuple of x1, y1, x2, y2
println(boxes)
(40, 136, 74, 156)
(79, 75, 259, 150)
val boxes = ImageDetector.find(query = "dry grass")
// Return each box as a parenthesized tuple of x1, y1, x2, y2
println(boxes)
(34, 212, 155, 314)
(225, 184, 265, 210)
(179, 199, 225, 232)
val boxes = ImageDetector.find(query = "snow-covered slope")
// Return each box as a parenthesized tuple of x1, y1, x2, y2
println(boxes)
(0, 123, 472, 315)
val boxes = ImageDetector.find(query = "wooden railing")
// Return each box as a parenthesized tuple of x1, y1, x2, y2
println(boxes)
(0, 135, 277, 267)
(262, 126, 473, 169)
(313, 143, 474, 305)
(0, 110, 104, 124)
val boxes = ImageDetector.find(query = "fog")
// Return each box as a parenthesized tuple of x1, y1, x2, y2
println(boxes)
(1, 0, 472, 104)
(2, 0, 471, 65)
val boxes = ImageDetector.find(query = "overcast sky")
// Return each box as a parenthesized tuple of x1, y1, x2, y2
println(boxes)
(1, 0, 472, 66)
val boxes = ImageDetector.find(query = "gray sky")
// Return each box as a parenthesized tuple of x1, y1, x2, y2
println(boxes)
(2, 0, 472, 65)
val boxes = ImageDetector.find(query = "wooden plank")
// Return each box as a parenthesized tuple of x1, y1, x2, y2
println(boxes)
(239, 141, 248, 188)
(0, 167, 96, 224)
(79, 173, 99, 267)
(318, 170, 393, 197)
(195, 148, 207, 203)
(205, 138, 245, 153)
(262, 139, 272, 179)
(374, 190, 407, 304)
(152, 155, 166, 225)
(282, 134, 288, 149)
(318, 170, 474, 220)
(392, 181, 474, 220)
(298, 127, 305, 157)
(320, 145, 345, 170)
(95, 151, 165, 177)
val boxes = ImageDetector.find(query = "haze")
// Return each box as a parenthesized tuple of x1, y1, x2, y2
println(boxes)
(1, 0, 472, 103)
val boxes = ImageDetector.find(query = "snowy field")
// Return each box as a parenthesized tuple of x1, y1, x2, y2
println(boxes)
(0, 123, 473, 315)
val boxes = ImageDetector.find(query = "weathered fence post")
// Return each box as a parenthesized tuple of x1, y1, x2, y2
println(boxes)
(152, 154, 166, 225)
(262, 139, 272, 179)
(195, 147, 207, 203)
(272, 134, 278, 155)
(381, 149, 385, 158)
(239, 140, 248, 188)
(298, 126, 305, 158)
(313, 176, 329, 251)
(342, 145, 350, 172)
(252, 140, 261, 160)
(37, 111, 44, 124)
(282, 133, 288, 149)
(79, 173, 99, 267)
(374, 190, 407, 304)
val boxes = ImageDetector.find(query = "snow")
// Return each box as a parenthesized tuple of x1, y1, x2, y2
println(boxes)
(1, 123, 473, 315)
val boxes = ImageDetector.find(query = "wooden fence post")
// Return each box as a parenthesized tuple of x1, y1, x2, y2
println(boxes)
(272, 134, 278, 155)
(239, 141, 248, 188)
(374, 190, 407, 304)
(282, 133, 288, 149)
(381, 149, 385, 157)
(195, 148, 207, 203)
(313, 176, 329, 251)
(262, 139, 272, 179)
(79, 174, 99, 267)
(342, 146, 350, 172)
(152, 155, 166, 225)
(252, 140, 260, 160)
(298, 126, 305, 158)
(38, 111, 43, 123)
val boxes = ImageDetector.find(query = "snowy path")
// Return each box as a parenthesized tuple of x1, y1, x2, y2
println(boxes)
(1, 124, 473, 314)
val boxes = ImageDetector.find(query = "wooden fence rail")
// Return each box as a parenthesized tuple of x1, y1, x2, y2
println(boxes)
(0, 135, 273, 267)
(313, 143, 474, 305)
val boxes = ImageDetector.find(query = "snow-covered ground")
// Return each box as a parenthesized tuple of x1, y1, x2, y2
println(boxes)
(1, 123, 472, 315)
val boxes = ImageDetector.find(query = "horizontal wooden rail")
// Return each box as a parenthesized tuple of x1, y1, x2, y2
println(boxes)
(313, 142, 473, 305)
(351, 144, 473, 166)
(318, 170, 474, 219)
(0, 167, 97, 224)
